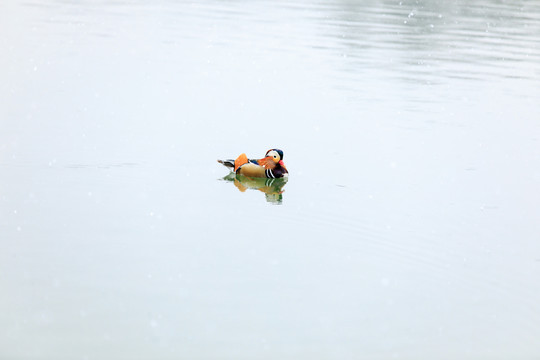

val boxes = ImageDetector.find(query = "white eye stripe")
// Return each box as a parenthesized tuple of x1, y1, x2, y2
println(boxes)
(266, 150, 279, 159)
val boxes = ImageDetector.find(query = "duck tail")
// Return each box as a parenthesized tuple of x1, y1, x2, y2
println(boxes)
(218, 153, 250, 172)
(217, 159, 235, 170)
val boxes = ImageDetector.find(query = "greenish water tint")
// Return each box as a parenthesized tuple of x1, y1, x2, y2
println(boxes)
(1, 0, 540, 359)
(221, 173, 288, 204)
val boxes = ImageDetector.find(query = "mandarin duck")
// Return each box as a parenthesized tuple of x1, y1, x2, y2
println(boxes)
(217, 149, 288, 178)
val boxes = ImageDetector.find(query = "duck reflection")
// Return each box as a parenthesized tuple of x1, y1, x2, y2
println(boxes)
(221, 173, 288, 204)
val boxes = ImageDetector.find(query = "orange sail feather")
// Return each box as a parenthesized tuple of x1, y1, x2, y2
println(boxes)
(234, 153, 249, 172)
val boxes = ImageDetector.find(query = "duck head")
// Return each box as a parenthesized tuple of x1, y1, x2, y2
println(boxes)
(264, 149, 286, 167)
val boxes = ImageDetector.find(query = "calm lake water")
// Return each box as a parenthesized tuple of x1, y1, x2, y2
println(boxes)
(1, 0, 540, 359)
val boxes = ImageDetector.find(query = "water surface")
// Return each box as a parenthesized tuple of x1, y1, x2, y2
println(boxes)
(1, 0, 540, 359)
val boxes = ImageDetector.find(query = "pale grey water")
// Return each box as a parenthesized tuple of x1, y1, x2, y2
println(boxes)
(1, 0, 540, 359)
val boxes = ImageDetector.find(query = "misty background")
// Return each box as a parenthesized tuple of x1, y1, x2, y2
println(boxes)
(1, 0, 540, 359)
